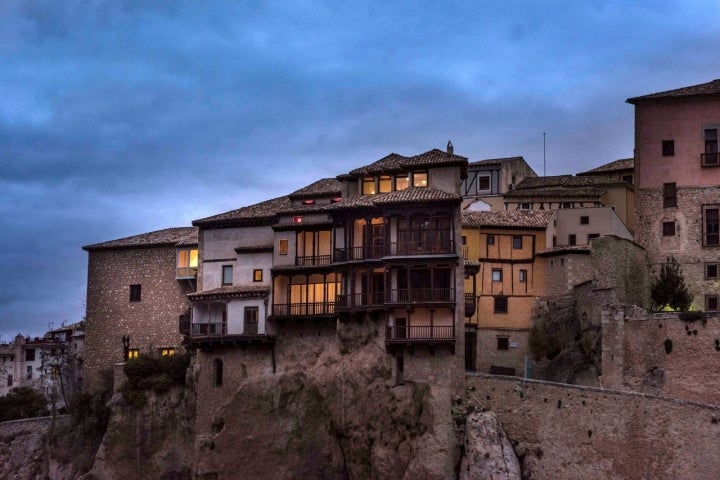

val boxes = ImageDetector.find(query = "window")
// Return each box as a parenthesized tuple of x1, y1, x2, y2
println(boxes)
(395, 174, 409, 191)
(129, 284, 142, 302)
(706, 295, 719, 312)
(7, 375, 11, 387)
(160, 348, 175, 356)
(520, 203, 531, 210)
(379, 175, 392, 193)
(492, 269, 502, 282)
(662, 221, 676, 237)
(706, 263, 719, 279)
(497, 337, 509, 350)
(253, 269, 263, 282)
(663, 183, 677, 208)
(704, 128, 719, 166)
(293, 216, 302, 223)
(580, 216, 589, 225)
(176, 248, 199, 278)
(214, 358, 223, 387)
(587, 234, 600, 242)
(662, 140, 675, 156)
(25, 349, 35, 361)
(568, 234, 576, 246)
(222, 265, 233, 285)
(477, 175, 491, 192)
(494, 296, 508, 313)
(413, 171, 428, 187)
(244, 307, 259, 334)
(704, 205, 720, 245)
(487, 235, 495, 245)
(512, 236, 522, 249)
(279, 239, 288, 255)
(461, 235, 467, 245)
(362, 176, 375, 195)
(561, 202, 572, 209)
(519, 269, 527, 282)
(26, 366, 32, 380)
(622, 174, 633, 184)
(552, 235, 557, 247)
(128, 349, 139, 360)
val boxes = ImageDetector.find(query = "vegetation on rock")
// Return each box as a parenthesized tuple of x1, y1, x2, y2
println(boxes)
(121, 352, 190, 407)
(0, 387, 49, 422)
(651, 256, 692, 312)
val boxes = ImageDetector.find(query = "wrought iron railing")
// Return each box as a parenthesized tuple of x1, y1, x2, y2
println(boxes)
(388, 240, 455, 256)
(386, 288, 454, 303)
(272, 302, 336, 316)
(335, 292, 386, 308)
(386, 324, 455, 340)
(295, 255, 332, 266)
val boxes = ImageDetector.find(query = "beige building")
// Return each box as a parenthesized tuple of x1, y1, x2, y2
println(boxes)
(628, 79, 720, 311)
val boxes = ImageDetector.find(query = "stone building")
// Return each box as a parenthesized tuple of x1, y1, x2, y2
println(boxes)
(83, 227, 198, 388)
(628, 78, 720, 311)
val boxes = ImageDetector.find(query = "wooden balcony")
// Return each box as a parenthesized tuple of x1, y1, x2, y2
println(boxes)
(333, 246, 384, 262)
(271, 302, 336, 318)
(388, 240, 455, 256)
(335, 292, 386, 311)
(385, 288, 455, 305)
(295, 255, 332, 266)
(464, 293, 477, 317)
(385, 325, 455, 350)
(182, 322, 273, 348)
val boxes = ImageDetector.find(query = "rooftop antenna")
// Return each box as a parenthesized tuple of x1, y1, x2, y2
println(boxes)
(543, 132, 546, 176)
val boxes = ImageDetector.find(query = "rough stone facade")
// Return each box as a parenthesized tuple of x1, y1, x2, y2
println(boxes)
(602, 307, 720, 404)
(85, 246, 193, 388)
(476, 328, 529, 375)
(467, 373, 720, 480)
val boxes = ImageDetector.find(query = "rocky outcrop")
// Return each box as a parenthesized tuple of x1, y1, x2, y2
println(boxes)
(459, 412, 520, 480)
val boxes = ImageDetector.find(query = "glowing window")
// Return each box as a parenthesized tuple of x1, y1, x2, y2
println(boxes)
(128, 349, 140, 360)
(253, 269, 263, 282)
(362, 177, 376, 195)
(279, 239, 288, 255)
(413, 171, 428, 187)
(395, 174, 409, 191)
(161, 348, 175, 356)
(379, 175, 391, 193)
(293, 216, 303, 223)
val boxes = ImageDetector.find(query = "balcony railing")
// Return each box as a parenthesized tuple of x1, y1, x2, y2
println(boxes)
(244, 320, 258, 335)
(176, 267, 198, 279)
(702, 153, 720, 167)
(295, 255, 332, 266)
(388, 240, 455, 256)
(272, 302, 336, 317)
(189, 322, 227, 336)
(333, 246, 384, 262)
(386, 324, 455, 341)
(464, 293, 477, 317)
(386, 288, 455, 304)
(335, 292, 386, 309)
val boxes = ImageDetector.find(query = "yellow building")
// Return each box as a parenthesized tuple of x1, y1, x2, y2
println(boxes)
(462, 210, 552, 375)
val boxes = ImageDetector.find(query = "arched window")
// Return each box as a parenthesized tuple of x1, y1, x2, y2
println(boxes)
(213, 358, 223, 387)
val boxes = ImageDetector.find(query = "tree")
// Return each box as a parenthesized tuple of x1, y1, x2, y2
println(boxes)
(651, 256, 693, 311)
(0, 387, 49, 422)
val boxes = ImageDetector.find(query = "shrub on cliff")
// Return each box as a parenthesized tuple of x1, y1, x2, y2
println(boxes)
(0, 387, 49, 422)
(651, 256, 692, 312)
(121, 352, 190, 406)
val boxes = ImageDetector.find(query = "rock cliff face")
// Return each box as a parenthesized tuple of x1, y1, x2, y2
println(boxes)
(460, 412, 520, 480)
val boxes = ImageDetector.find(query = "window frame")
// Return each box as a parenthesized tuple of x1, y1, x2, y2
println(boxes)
(497, 337, 509, 351)
(129, 284, 142, 302)
(706, 294, 719, 312)
(493, 296, 508, 314)
(477, 174, 491, 193)
(412, 171, 428, 188)
(703, 204, 720, 246)
(568, 234, 576, 246)
(244, 306, 259, 334)
(487, 235, 495, 246)
(253, 269, 263, 282)
(662, 140, 675, 157)
(662, 221, 676, 237)
(279, 239, 288, 255)
(519, 269, 527, 283)
(706, 263, 719, 279)
(512, 236, 523, 249)
(491, 269, 502, 282)
(580, 216, 589, 225)
(663, 183, 677, 208)
(222, 265, 233, 286)
(395, 174, 409, 191)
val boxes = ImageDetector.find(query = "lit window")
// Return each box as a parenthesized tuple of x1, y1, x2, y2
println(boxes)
(519, 269, 527, 282)
(128, 349, 140, 360)
(279, 239, 288, 255)
(161, 348, 175, 356)
(293, 216, 303, 223)
(492, 269, 502, 282)
(662, 222, 676, 237)
(362, 176, 376, 195)
(331, 197, 342, 203)
(580, 216, 589, 225)
(302, 199, 315, 205)
(497, 337, 509, 350)
(379, 175, 391, 193)
(512, 236, 522, 249)
(130, 284, 141, 302)
(395, 174, 409, 191)
(494, 296, 508, 313)
(222, 265, 233, 286)
(662, 140, 675, 156)
(177, 248, 199, 278)
(253, 269, 263, 282)
(413, 171, 428, 187)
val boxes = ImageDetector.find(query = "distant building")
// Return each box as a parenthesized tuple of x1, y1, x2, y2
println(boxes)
(83, 227, 198, 388)
(577, 158, 635, 185)
(462, 156, 537, 211)
(628, 79, 720, 310)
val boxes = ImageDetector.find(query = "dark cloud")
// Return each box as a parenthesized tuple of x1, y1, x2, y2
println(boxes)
(2, 0, 719, 339)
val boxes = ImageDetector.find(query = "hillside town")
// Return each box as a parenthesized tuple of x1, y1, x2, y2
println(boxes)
(4, 79, 720, 479)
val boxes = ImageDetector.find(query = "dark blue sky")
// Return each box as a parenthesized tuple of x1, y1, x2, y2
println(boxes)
(2, 0, 719, 340)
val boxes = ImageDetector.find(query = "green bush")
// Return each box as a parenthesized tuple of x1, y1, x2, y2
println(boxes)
(651, 256, 692, 311)
(0, 387, 49, 422)
(121, 352, 190, 406)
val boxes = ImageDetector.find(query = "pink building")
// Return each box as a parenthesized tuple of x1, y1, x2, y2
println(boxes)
(628, 79, 720, 311)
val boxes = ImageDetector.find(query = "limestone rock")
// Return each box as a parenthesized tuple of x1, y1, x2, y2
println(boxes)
(460, 411, 520, 480)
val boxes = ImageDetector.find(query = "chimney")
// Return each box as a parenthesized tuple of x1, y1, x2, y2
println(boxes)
(447, 140, 454, 155)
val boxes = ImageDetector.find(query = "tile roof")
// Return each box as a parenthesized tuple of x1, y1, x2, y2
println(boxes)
(83, 227, 198, 251)
(514, 175, 622, 190)
(188, 286, 271, 301)
(289, 178, 342, 199)
(462, 210, 553, 229)
(577, 158, 634, 175)
(503, 187, 607, 199)
(538, 244, 592, 256)
(348, 148, 467, 176)
(324, 187, 460, 210)
(193, 196, 292, 226)
(468, 156, 525, 168)
(627, 79, 720, 104)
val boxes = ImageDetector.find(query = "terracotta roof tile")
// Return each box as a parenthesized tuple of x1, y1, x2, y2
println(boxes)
(503, 187, 607, 199)
(83, 227, 198, 251)
(325, 187, 459, 210)
(514, 175, 621, 190)
(627, 79, 720, 104)
(289, 178, 342, 199)
(462, 210, 553, 229)
(468, 156, 525, 167)
(193, 196, 292, 226)
(538, 244, 592, 256)
(577, 158, 634, 175)
(188, 286, 271, 301)
(348, 149, 467, 176)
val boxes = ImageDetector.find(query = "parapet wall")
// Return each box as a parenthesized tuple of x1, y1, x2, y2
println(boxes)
(0, 415, 71, 438)
(467, 374, 720, 480)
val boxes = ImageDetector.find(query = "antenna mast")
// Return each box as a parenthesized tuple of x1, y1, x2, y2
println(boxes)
(543, 132, 546, 176)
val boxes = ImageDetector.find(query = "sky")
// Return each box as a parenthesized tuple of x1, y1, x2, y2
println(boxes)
(1, 0, 719, 340)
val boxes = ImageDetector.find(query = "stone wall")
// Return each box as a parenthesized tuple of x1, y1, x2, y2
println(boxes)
(466, 373, 720, 480)
(0, 415, 71, 438)
(85, 246, 193, 388)
(476, 328, 528, 375)
(602, 306, 720, 404)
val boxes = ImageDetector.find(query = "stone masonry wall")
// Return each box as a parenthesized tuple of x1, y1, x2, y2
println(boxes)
(636, 185, 720, 308)
(476, 328, 528, 375)
(467, 373, 720, 480)
(602, 306, 720, 405)
(85, 246, 193, 388)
